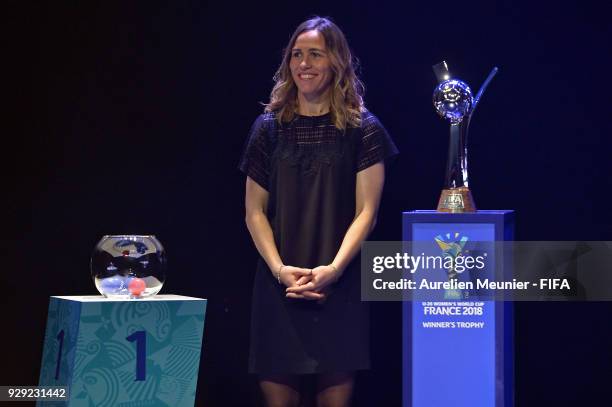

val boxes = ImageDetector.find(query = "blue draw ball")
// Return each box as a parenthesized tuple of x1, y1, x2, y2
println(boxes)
(99, 275, 127, 295)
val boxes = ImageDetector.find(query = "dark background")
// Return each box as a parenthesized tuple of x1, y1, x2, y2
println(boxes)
(3, 0, 611, 405)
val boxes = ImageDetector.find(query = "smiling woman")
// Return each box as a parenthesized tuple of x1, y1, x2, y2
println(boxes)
(240, 16, 398, 407)
(265, 17, 365, 131)
(289, 30, 332, 108)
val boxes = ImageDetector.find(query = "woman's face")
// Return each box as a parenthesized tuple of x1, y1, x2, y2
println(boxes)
(289, 30, 333, 102)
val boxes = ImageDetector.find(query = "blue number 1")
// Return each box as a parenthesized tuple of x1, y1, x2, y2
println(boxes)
(54, 330, 64, 380)
(126, 331, 146, 381)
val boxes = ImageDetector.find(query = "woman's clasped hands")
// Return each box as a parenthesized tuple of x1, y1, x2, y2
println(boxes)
(280, 265, 340, 301)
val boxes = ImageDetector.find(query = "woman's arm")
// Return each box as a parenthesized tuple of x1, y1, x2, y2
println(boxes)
(244, 176, 282, 274)
(332, 162, 385, 274)
(245, 177, 324, 298)
(286, 162, 385, 296)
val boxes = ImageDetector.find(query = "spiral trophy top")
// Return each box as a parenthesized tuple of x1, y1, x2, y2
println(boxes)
(433, 80, 473, 124)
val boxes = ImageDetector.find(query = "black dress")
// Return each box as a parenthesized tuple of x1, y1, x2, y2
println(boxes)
(239, 110, 398, 374)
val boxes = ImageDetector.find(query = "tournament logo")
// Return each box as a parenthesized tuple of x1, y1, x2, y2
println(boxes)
(434, 233, 469, 299)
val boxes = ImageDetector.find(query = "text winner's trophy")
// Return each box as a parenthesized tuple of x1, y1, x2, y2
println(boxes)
(433, 61, 498, 212)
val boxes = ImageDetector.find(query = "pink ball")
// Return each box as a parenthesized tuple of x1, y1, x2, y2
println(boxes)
(128, 278, 146, 296)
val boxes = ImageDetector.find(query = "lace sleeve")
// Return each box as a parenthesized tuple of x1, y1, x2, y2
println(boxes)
(356, 112, 399, 172)
(239, 114, 272, 190)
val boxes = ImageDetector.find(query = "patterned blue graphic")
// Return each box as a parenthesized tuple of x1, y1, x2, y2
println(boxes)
(38, 296, 207, 407)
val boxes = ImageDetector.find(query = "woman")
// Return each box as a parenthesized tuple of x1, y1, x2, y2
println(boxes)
(240, 16, 398, 407)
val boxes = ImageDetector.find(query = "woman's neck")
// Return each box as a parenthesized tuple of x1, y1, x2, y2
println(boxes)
(296, 92, 331, 116)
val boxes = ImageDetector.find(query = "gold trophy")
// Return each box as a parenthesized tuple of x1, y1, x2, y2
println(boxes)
(432, 61, 498, 212)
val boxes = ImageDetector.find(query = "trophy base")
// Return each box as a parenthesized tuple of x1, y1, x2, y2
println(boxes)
(437, 187, 476, 213)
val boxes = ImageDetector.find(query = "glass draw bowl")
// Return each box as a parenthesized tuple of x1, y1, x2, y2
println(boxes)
(91, 235, 166, 299)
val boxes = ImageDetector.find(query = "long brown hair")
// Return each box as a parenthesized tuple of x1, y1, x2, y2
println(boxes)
(264, 17, 365, 130)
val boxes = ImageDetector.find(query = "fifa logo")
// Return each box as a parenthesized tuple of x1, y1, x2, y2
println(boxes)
(441, 193, 464, 210)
